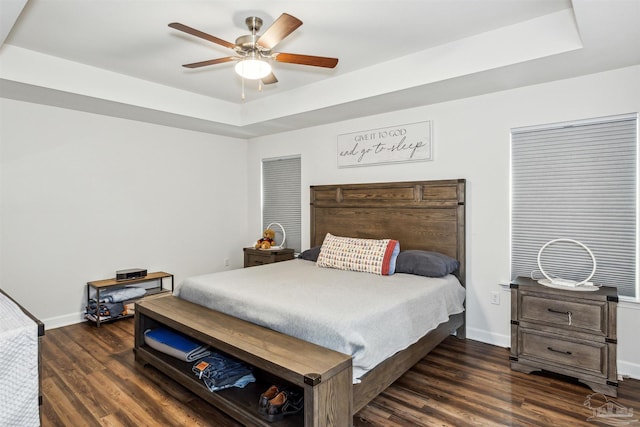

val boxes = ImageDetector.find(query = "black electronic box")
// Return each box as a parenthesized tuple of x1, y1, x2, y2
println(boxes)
(116, 268, 147, 281)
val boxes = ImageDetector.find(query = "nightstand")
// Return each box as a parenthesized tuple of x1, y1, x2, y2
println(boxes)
(243, 247, 294, 267)
(510, 276, 618, 396)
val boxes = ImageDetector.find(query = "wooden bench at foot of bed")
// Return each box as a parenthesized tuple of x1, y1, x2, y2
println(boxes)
(134, 295, 353, 427)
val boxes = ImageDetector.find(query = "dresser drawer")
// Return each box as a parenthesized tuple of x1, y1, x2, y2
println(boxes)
(243, 248, 295, 268)
(246, 253, 271, 267)
(519, 293, 607, 335)
(518, 328, 607, 377)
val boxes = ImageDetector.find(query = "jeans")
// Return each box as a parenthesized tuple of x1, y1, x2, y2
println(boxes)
(193, 353, 255, 392)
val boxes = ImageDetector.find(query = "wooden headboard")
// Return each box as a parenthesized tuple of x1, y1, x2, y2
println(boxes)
(310, 179, 466, 286)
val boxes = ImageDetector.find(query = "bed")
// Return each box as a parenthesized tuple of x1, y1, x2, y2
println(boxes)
(175, 261, 465, 383)
(134, 179, 466, 426)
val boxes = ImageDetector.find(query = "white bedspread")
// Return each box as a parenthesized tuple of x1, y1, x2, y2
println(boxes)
(0, 292, 39, 427)
(175, 259, 465, 382)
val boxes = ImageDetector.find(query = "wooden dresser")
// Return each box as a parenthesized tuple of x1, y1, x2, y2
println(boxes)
(510, 276, 618, 396)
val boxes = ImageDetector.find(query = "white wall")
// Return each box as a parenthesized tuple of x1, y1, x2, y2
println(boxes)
(0, 99, 250, 328)
(247, 65, 640, 378)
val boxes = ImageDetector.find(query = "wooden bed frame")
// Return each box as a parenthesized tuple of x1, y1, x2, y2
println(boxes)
(134, 179, 466, 426)
(310, 179, 466, 412)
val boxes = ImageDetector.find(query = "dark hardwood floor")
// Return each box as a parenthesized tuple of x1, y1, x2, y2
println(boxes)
(40, 318, 639, 426)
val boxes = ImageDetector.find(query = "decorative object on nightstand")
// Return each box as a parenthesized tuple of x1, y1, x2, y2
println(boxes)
(243, 247, 294, 268)
(537, 238, 599, 291)
(255, 228, 276, 249)
(265, 222, 286, 249)
(254, 223, 287, 250)
(510, 276, 618, 396)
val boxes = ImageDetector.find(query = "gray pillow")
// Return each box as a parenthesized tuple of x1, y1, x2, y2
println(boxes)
(298, 246, 321, 262)
(395, 250, 459, 277)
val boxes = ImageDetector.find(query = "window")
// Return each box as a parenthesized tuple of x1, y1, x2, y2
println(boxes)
(511, 113, 638, 299)
(261, 156, 301, 253)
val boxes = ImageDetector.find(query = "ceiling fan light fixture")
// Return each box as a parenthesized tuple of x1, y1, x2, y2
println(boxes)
(235, 58, 271, 80)
(171, 13, 338, 89)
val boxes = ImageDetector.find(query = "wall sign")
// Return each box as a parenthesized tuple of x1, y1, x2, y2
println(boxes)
(337, 121, 432, 168)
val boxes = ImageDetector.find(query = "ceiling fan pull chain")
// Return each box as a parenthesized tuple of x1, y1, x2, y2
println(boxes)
(241, 76, 245, 100)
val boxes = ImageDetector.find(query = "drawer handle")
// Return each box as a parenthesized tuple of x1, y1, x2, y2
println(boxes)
(547, 308, 572, 325)
(547, 346, 572, 356)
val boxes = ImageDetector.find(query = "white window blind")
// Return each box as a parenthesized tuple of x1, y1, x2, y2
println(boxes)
(262, 156, 301, 253)
(511, 113, 638, 299)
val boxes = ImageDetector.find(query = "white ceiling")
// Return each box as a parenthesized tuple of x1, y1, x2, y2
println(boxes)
(1, 0, 639, 138)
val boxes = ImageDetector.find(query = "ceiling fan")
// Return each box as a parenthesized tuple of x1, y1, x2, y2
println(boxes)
(169, 13, 339, 86)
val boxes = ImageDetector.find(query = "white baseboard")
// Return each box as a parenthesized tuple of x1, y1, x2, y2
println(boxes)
(466, 326, 511, 348)
(618, 360, 640, 380)
(42, 311, 84, 330)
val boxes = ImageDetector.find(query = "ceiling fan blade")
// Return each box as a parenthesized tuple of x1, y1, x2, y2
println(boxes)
(275, 53, 338, 68)
(169, 22, 236, 50)
(257, 13, 302, 50)
(261, 72, 278, 85)
(182, 57, 236, 68)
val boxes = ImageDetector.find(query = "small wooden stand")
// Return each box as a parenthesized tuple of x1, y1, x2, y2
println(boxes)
(87, 271, 173, 327)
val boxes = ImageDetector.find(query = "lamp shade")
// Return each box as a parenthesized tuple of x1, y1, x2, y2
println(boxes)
(235, 59, 271, 80)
